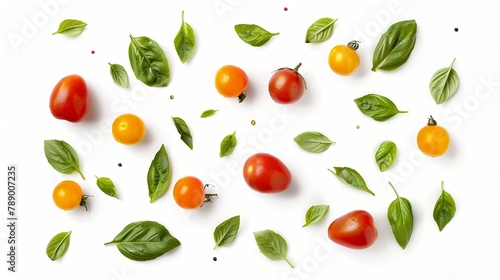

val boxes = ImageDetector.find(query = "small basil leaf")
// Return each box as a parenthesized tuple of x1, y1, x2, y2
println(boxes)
(372, 20, 417, 71)
(52, 19, 87, 36)
(219, 131, 237, 158)
(95, 176, 118, 199)
(105, 221, 180, 261)
(375, 141, 398, 172)
(253, 230, 294, 268)
(294, 131, 334, 153)
(44, 139, 85, 180)
(213, 215, 240, 249)
(46, 231, 72, 261)
(108, 63, 129, 88)
(147, 144, 171, 203)
(129, 35, 170, 87)
(234, 24, 279, 47)
(429, 58, 460, 104)
(172, 117, 193, 150)
(303, 205, 329, 227)
(387, 182, 413, 249)
(433, 181, 456, 231)
(174, 11, 196, 63)
(200, 109, 219, 118)
(354, 94, 408, 122)
(329, 167, 374, 196)
(305, 17, 337, 43)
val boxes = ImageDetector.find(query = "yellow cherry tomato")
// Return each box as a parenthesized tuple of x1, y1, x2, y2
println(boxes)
(112, 113, 146, 145)
(53, 180, 88, 211)
(417, 116, 450, 157)
(328, 41, 360, 76)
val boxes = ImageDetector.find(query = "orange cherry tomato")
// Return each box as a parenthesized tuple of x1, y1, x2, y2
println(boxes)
(53, 180, 89, 211)
(173, 176, 217, 209)
(215, 65, 249, 102)
(328, 41, 360, 76)
(112, 113, 146, 145)
(417, 116, 450, 157)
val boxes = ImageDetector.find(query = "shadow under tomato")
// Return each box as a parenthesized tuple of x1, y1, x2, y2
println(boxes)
(81, 86, 101, 124)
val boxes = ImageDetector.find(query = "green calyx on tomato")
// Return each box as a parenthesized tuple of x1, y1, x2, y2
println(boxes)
(49, 74, 90, 122)
(243, 153, 292, 193)
(268, 62, 307, 104)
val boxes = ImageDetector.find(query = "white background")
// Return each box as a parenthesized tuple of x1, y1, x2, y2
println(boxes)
(1, 0, 500, 279)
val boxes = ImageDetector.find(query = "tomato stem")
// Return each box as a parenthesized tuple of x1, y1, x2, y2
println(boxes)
(79, 195, 92, 211)
(427, 115, 437, 126)
(293, 62, 302, 72)
(238, 92, 247, 103)
(347, 40, 360, 51)
(204, 193, 218, 203)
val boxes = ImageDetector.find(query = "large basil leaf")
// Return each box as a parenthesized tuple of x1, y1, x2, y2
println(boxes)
(375, 141, 397, 172)
(329, 166, 374, 196)
(213, 215, 240, 249)
(219, 131, 237, 158)
(253, 230, 294, 268)
(303, 205, 329, 227)
(105, 221, 180, 261)
(147, 144, 171, 203)
(387, 182, 413, 249)
(433, 181, 456, 231)
(174, 11, 196, 63)
(294, 131, 334, 153)
(108, 63, 129, 88)
(305, 17, 337, 43)
(354, 94, 408, 122)
(46, 231, 72, 261)
(44, 139, 85, 180)
(52, 19, 87, 36)
(129, 35, 170, 87)
(172, 117, 193, 150)
(371, 20, 417, 71)
(429, 58, 459, 104)
(234, 24, 279, 47)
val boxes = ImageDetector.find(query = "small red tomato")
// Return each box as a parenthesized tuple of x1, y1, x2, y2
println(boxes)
(328, 210, 378, 249)
(268, 63, 306, 104)
(49, 74, 90, 122)
(243, 153, 292, 193)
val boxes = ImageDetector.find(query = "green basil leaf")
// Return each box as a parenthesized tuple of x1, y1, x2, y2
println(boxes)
(329, 167, 374, 196)
(46, 231, 72, 261)
(219, 131, 237, 158)
(371, 20, 417, 71)
(105, 221, 180, 261)
(108, 63, 129, 88)
(305, 17, 337, 43)
(213, 215, 240, 249)
(174, 11, 196, 63)
(234, 24, 279, 47)
(375, 141, 397, 172)
(147, 144, 171, 203)
(433, 181, 456, 231)
(253, 230, 294, 268)
(294, 131, 334, 153)
(129, 35, 170, 87)
(387, 182, 413, 249)
(44, 139, 85, 180)
(172, 117, 193, 150)
(429, 58, 460, 104)
(303, 205, 329, 227)
(200, 109, 219, 118)
(52, 19, 87, 36)
(354, 94, 408, 122)
(95, 176, 118, 199)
